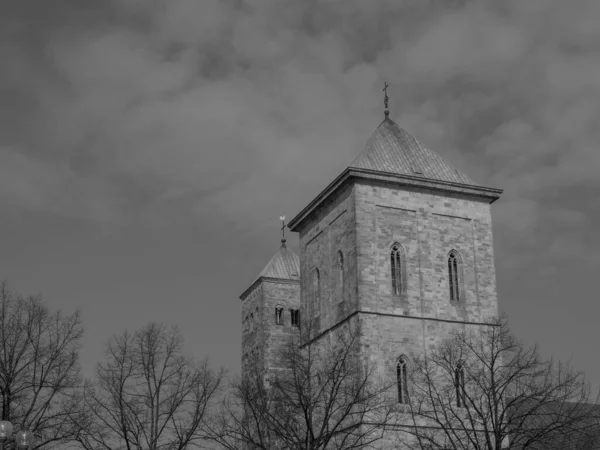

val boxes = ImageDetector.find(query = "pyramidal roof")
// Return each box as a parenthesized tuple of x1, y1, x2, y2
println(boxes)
(240, 240, 300, 300)
(255, 241, 300, 281)
(348, 117, 476, 185)
(288, 115, 502, 232)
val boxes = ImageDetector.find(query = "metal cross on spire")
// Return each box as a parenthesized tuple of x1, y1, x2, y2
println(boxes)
(280, 215, 287, 246)
(383, 81, 390, 118)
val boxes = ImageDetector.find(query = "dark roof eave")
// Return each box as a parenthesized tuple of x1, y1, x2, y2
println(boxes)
(239, 276, 300, 301)
(288, 168, 352, 232)
(288, 167, 503, 233)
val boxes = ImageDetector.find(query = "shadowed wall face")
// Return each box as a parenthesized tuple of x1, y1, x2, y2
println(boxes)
(299, 182, 358, 338)
(240, 244, 301, 375)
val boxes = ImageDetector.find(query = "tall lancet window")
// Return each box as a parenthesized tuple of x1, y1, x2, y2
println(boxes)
(313, 268, 320, 316)
(338, 251, 345, 301)
(391, 243, 405, 296)
(396, 356, 409, 404)
(455, 362, 466, 407)
(448, 250, 461, 302)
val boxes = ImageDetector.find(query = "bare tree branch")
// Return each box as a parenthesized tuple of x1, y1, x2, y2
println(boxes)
(0, 282, 84, 450)
(402, 315, 600, 450)
(208, 322, 398, 450)
(76, 322, 224, 450)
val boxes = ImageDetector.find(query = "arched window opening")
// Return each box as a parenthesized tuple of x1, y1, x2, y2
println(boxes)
(338, 251, 345, 301)
(391, 244, 405, 296)
(275, 306, 283, 325)
(290, 309, 300, 327)
(396, 356, 409, 404)
(448, 250, 461, 302)
(313, 268, 320, 316)
(455, 362, 466, 408)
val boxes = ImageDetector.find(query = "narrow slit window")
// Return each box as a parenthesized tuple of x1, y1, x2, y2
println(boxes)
(275, 306, 283, 325)
(448, 250, 461, 302)
(391, 244, 404, 296)
(291, 309, 300, 327)
(455, 362, 465, 408)
(313, 268, 320, 316)
(338, 251, 345, 301)
(397, 356, 409, 404)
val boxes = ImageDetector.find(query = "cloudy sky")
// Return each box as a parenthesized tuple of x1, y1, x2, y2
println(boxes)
(1, 0, 599, 382)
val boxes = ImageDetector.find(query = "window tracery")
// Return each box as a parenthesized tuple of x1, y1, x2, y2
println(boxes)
(391, 243, 406, 296)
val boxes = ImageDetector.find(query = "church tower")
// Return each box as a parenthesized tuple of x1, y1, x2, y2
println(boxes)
(286, 113, 502, 388)
(239, 237, 300, 376)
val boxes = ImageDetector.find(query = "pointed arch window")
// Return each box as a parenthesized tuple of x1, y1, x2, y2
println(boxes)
(275, 305, 283, 325)
(338, 251, 345, 301)
(448, 250, 461, 302)
(396, 356, 409, 404)
(313, 268, 320, 316)
(455, 362, 466, 408)
(391, 243, 406, 297)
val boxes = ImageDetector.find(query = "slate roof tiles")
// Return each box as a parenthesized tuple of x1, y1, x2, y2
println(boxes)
(349, 117, 476, 186)
(255, 241, 300, 282)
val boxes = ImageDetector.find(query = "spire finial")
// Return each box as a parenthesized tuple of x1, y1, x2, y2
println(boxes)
(279, 215, 287, 246)
(383, 81, 390, 118)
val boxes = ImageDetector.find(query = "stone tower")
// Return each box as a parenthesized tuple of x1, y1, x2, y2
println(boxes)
(286, 115, 502, 387)
(239, 238, 300, 375)
(240, 115, 502, 450)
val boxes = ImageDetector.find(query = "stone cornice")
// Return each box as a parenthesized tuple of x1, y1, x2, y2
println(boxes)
(300, 310, 500, 348)
(288, 168, 503, 233)
(239, 277, 300, 302)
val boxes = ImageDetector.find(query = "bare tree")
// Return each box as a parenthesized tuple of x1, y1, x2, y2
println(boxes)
(209, 322, 398, 450)
(77, 322, 224, 450)
(403, 316, 600, 450)
(0, 282, 84, 449)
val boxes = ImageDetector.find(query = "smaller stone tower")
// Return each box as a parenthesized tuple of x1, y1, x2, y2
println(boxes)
(240, 238, 301, 376)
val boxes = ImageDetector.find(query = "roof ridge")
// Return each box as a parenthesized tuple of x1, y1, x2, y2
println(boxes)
(348, 117, 477, 186)
(255, 244, 300, 282)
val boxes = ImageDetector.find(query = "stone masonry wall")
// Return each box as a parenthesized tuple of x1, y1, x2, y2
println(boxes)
(354, 179, 499, 389)
(241, 284, 263, 375)
(354, 180, 498, 322)
(298, 181, 358, 340)
(282, 176, 500, 449)
(262, 281, 300, 371)
(241, 279, 300, 376)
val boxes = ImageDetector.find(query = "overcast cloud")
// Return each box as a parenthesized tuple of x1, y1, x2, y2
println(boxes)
(1, 0, 599, 382)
